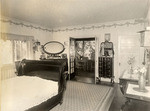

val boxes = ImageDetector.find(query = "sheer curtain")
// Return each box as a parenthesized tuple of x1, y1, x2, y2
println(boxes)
(1, 40, 13, 64)
(1, 33, 34, 65)
(13, 40, 32, 61)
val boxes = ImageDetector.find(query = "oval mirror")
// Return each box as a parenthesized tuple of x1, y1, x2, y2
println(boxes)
(43, 41, 65, 55)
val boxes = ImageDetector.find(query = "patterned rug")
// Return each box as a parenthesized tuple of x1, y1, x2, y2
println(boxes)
(51, 81, 114, 111)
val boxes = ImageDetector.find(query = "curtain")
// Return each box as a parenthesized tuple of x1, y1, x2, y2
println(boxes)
(0, 33, 34, 65)
(1, 40, 13, 64)
(13, 40, 32, 61)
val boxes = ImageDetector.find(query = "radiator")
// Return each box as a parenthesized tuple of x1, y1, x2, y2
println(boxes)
(1, 64, 17, 80)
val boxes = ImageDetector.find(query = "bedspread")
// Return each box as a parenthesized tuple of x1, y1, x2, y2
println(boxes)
(1, 76, 58, 111)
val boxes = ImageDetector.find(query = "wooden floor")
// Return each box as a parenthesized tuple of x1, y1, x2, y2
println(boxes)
(72, 76, 95, 84)
(76, 70, 95, 78)
(109, 84, 150, 111)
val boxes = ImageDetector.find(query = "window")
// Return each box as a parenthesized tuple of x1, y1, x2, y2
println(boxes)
(1, 40, 13, 64)
(0, 33, 34, 65)
(13, 40, 32, 61)
(70, 38, 75, 74)
(75, 40, 95, 60)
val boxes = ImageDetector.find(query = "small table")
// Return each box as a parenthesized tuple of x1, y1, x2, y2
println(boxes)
(121, 82, 150, 111)
(119, 70, 138, 94)
(125, 83, 150, 102)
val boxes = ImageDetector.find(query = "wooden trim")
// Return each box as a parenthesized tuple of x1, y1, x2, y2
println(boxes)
(1, 33, 34, 41)
(74, 38, 95, 41)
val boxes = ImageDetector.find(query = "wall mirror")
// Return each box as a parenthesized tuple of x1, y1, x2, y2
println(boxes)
(43, 41, 65, 55)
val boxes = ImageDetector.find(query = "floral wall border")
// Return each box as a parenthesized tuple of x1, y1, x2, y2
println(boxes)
(0, 18, 147, 33)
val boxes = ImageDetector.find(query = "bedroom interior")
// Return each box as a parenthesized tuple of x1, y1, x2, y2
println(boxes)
(0, 0, 150, 111)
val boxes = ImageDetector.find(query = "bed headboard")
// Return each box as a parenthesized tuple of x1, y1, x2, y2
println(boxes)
(17, 59, 68, 81)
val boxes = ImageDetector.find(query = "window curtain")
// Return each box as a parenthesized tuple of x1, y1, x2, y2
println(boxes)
(0, 33, 34, 65)
(1, 40, 13, 64)
(13, 40, 32, 61)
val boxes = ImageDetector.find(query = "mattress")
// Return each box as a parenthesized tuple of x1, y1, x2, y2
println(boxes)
(1, 76, 58, 111)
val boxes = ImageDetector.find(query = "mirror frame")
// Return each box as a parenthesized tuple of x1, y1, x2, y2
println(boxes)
(43, 41, 65, 55)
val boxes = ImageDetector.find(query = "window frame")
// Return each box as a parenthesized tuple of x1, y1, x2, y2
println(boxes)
(1, 33, 34, 64)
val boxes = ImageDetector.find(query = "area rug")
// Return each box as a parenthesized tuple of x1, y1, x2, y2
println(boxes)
(51, 81, 115, 111)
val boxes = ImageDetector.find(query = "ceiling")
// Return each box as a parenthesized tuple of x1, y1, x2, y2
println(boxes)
(1, 0, 150, 28)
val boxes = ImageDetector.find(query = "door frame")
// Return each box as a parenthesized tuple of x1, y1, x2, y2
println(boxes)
(68, 37, 98, 84)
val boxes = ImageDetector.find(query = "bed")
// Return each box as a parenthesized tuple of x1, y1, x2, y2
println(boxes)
(1, 59, 67, 111)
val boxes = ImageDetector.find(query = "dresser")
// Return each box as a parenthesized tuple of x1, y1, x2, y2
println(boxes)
(99, 56, 114, 83)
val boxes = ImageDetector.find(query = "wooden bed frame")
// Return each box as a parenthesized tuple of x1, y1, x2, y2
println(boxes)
(17, 59, 67, 111)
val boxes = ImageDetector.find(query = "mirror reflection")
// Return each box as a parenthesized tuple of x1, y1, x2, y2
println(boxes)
(43, 41, 65, 55)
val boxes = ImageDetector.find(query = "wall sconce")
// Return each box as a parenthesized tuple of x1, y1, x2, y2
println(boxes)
(33, 39, 41, 52)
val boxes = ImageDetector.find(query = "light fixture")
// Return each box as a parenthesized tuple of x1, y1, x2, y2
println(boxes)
(33, 39, 41, 52)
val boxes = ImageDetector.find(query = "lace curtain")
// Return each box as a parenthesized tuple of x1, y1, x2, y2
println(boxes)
(13, 40, 32, 61)
(0, 33, 33, 65)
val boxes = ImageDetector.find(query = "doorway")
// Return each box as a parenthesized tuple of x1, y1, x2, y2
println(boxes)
(69, 38, 95, 83)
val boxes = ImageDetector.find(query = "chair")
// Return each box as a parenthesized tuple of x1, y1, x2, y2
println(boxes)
(87, 60, 95, 72)
(75, 57, 88, 75)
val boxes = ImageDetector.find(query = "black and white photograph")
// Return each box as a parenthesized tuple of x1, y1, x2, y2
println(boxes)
(0, 0, 150, 111)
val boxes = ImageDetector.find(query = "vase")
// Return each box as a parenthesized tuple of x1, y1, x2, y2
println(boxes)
(128, 66, 133, 78)
(138, 72, 146, 91)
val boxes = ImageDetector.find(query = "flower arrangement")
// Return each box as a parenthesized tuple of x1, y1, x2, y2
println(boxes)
(134, 65, 147, 75)
(127, 56, 135, 74)
(127, 56, 135, 66)
(134, 65, 147, 91)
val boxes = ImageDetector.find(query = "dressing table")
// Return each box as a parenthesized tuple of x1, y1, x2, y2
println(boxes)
(40, 41, 68, 79)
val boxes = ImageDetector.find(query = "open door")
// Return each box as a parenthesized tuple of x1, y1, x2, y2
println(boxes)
(68, 38, 76, 80)
(95, 37, 99, 84)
